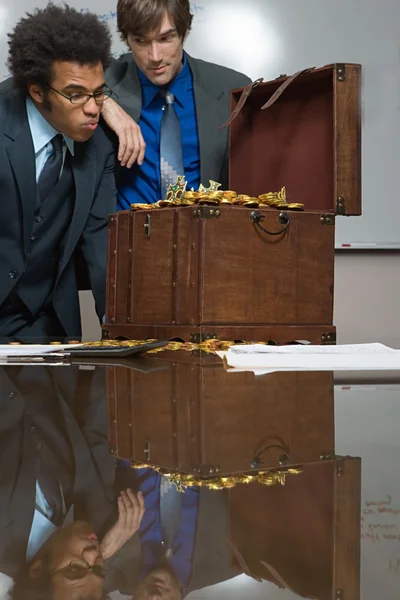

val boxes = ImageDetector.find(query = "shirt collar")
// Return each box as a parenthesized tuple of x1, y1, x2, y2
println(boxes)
(138, 52, 192, 109)
(26, 97, 75, 156)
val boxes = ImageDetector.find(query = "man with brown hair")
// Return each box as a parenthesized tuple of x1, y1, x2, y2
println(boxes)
(106, 0, 251, 208)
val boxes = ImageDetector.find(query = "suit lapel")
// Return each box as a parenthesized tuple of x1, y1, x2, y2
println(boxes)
(110, 60, 142, 122)
(58, 142, 96, 276)
(3, 93, 36, 257)
(187, 54, 229, 185)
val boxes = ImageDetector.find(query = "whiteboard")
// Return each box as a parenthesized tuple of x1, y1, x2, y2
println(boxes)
(1, 0, 399, 249)
(335, 383, 400, 600)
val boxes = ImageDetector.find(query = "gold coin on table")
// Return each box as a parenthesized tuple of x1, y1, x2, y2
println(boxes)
(167, 342, 183, 350)
(50, 341, 62, 345)
(8, 341, 21, 345)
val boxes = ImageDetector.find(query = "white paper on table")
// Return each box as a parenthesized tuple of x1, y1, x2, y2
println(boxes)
(0, 344, 83, 358)
(216, 343, 400, 373)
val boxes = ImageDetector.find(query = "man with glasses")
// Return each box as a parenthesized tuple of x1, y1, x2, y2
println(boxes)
(0, 3, 121, 341)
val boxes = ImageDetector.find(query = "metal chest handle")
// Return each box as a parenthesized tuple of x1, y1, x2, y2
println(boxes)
(250, 210, 290, 236)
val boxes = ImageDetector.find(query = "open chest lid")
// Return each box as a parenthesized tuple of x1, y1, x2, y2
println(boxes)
(225, 64, 362, 215)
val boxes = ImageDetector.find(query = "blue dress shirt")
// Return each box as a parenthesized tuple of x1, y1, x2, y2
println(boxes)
(117, 53, 200, 209)
(135, 467, 199, 592)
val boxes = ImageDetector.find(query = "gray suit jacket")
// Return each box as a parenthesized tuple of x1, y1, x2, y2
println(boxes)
(106, 53, 251, 189)
(0, 79, 117, 336)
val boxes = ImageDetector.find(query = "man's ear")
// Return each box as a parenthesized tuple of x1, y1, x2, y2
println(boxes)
(28, 559, 44, 580)
(27, 84, 46, 105)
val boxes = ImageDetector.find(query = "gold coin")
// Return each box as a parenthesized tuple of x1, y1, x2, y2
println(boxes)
(167, 342, 183, 350)
(50, 341, 62, 345)
(130, 203, 150, 210)
(198, 197, 220, 205)
(287, 203, 304, 210)
(243, 198, 259, 207)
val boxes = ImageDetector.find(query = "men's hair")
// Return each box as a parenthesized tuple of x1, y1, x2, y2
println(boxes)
(117, 0, 193, 41)
(7, 2, 112, 94)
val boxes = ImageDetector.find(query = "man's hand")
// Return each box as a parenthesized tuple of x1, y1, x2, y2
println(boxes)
(100, 489, 145, 560)
(101, 99, 146, 168)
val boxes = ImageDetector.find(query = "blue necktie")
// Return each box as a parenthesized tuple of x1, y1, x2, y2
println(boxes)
(159, 90, 184, 199)
(38, 134, 63, 202)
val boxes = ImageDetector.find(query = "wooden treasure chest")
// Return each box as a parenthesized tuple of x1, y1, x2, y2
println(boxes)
(229, 457, 361, 599)
(104, 63, 361, 344)
(107, 351, 334, 476)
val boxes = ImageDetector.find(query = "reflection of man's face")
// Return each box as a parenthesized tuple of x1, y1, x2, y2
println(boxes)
(133, 567, 183, 600)
(30, 521, 105, 600)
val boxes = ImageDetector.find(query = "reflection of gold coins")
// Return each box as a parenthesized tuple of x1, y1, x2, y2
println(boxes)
(8, 342, 21, 345)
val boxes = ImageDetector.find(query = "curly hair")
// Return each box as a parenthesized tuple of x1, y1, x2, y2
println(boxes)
(7, 2, 113, 94)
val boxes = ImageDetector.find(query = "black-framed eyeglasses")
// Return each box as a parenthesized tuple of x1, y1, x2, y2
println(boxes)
(52, 559, 105, 580)
(48, 85, 114, 105)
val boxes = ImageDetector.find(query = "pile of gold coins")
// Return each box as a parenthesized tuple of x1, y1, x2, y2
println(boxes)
(130, 464, 303, 491)
(130, 177, 304, 211)
(77, 338, 242, 354)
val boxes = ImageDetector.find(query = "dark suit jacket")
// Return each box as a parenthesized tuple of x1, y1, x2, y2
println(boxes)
(0, 365, 115, 578)
(106, 53, 251, 189)
(0, 79, 117, 336)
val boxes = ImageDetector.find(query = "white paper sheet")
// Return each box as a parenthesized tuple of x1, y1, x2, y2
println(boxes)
(216, 343, 400, 373)
(0, 343, 82, 358)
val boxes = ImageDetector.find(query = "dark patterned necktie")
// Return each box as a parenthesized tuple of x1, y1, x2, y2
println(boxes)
(159, 89, 184, 200)
(38, 133, 64, 202)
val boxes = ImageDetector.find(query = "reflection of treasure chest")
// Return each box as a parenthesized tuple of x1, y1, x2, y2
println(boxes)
(107, 352, 334, 476)
(229, 457, 361, 599)
(104, 63, 361, 344)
